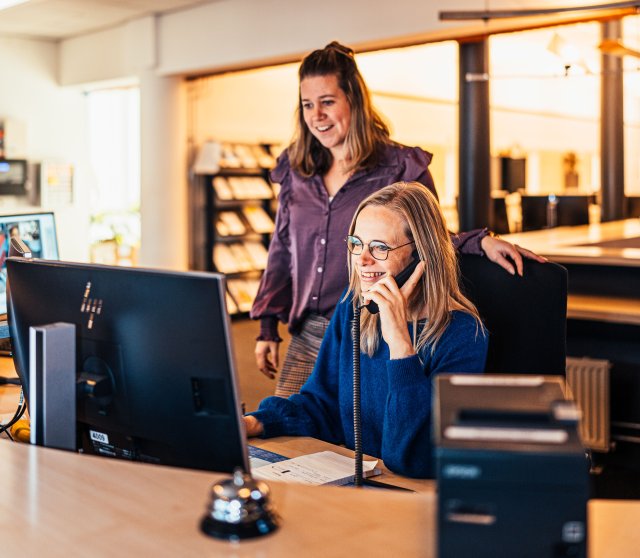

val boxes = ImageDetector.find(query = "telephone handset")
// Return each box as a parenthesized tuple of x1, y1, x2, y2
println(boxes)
(363, 250, 420, 314)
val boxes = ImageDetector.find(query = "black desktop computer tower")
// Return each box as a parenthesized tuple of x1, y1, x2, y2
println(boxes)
(435, 375, 588, 558)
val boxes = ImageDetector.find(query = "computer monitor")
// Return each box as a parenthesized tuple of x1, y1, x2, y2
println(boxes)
(6, 258, 249, 473)
(0, 211, 59, 317)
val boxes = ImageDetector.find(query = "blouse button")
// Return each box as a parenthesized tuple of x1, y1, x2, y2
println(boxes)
(320, 238, 326, 245)
(317, 267, 323, 273)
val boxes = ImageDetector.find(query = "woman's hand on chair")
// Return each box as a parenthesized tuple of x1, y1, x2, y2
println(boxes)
(480, 235, 546, 277)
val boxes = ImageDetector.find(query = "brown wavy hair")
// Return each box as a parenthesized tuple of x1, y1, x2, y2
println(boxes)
(345, 182, 483, 356)
(288, 41, 392, 177)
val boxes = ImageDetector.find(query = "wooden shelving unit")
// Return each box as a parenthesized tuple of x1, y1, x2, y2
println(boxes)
(189, 143, 277, 316)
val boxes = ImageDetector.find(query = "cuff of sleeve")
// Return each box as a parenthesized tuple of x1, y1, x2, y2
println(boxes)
(460, 227, 490, 256)
(247, 410, 284, 439)
(257, 317, 282, 342)
(478, 227, 490, 257)
(248, 395, 292, 438)
(386, 354, 427, 390)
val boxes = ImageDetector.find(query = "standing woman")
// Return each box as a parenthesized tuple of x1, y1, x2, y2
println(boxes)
(251, 41, 539, 397)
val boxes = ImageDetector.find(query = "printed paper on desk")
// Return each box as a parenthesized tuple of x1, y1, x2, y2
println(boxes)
(252, 451, 380, 486)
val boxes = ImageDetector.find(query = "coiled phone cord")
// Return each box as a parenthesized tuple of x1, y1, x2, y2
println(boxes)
(351, 303, 363, 487)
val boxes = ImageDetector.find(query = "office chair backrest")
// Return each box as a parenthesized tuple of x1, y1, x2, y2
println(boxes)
(458, 254, 568, 375)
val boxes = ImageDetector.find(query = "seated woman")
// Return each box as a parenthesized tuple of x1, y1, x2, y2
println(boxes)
(244, 182, 488, 478)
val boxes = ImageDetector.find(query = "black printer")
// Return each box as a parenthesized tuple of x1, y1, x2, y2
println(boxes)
(434, 374, 588, 558)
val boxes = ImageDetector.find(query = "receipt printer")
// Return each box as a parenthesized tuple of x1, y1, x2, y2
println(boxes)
(434, 375, 588, 558)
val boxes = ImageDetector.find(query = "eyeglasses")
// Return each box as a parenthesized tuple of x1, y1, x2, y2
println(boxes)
(346, 235, 414, 261)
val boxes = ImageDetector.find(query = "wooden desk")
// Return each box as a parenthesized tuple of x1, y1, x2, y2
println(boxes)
(504, 220, 640, 324)
(0, 440, 639, 557)
(567, 294, 640, 326)
(0, 440, 434, 558)
(507, 220, 640, 327)
(504, 219, 640, 267)
(589, 499, 640, 557)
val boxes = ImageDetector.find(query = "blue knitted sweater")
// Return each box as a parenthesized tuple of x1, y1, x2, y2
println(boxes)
(250, 298, 488, 478)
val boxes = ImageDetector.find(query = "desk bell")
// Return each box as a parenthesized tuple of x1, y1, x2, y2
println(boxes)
(200, 468, 279, 541)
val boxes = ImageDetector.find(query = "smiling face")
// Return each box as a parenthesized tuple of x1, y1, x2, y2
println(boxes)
(351, 205, 415, 290)
(300, 74, 352, 157)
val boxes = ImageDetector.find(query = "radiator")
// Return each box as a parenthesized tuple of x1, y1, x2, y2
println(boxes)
(565, 356, 611, 453)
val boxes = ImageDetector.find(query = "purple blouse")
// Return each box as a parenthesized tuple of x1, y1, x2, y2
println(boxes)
(250, 143, 487, 339)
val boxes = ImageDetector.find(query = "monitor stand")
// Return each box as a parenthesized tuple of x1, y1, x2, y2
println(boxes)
(29, 322, 76, 451)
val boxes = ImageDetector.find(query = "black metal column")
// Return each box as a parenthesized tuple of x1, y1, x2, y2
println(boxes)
(458, 39, 491, 231)
(600, 19, 625, 222)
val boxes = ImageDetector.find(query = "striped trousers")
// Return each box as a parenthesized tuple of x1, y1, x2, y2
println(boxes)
(275, 314, 330, 398)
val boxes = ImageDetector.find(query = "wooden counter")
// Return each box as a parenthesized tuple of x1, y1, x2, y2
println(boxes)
(0, 440, 434, 558)
(567, 294, 640, 326)
(503, 219, 640, 267)
(0, 438, 638, 557)
(504, 220, 640, 326)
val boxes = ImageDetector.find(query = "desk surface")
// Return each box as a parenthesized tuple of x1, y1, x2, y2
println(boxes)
(567, 293, 640, 326)
(0, 439, 434, 558)
(504, 219, 640, 266)
(1, 439, 640, 557)
(504, 220, 640, 325)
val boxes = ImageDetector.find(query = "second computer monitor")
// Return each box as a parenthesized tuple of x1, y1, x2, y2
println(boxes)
(0, 211, 59, 316)
(7, 258, 249, 473)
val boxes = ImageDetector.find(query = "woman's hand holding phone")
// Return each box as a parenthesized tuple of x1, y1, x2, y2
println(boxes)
(361, 261, 425, 359)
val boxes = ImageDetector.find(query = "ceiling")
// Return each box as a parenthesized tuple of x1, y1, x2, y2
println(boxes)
(0, 0, 212, 41)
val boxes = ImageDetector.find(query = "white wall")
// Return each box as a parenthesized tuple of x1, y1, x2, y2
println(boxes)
(0, 35, 91, 262)
(157, 0, 447, 76)
(59, 16, 156, 86)
(59, 0, 455, 86)
(139, 71, 188, 270)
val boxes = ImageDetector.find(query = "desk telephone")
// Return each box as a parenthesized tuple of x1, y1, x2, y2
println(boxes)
(362, 250, 420, 314)
(353, 249, 421, 488)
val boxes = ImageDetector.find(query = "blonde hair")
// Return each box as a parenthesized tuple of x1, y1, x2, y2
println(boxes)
(345, 182, 482, 356)
(288, 41, 391, 177)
